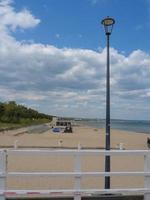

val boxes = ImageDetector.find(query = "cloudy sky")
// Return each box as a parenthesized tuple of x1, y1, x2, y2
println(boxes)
(0, 0, 150, 120)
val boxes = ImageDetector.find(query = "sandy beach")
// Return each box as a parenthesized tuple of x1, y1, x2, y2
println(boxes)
(0, 124, 149, 191)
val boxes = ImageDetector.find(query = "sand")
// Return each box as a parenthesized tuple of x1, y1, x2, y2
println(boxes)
(0, 125, 149, 191)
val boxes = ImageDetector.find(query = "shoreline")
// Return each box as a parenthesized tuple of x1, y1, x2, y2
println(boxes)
(76, 119, 150, 134)
(74, 122, 150, 135)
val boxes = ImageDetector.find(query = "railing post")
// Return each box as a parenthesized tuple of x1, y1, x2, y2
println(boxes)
(0, 150, 7, 200)
(74, 150, 81, 200)
(144, 152, 150, 200)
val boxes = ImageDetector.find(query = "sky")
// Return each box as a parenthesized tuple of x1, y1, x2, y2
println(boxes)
(0, 0, 150, 120)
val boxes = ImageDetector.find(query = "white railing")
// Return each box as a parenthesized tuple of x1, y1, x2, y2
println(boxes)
(0, 149, 150, 200)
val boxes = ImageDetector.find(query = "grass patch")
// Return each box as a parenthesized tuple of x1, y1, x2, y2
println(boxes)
(0, 118, 50, 131)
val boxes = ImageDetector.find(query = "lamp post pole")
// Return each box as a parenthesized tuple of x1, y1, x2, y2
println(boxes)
(105, 31, 110, 189)
(101, 17, 115, 189)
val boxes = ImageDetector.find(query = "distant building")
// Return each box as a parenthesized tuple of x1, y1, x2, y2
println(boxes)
(51, 117, 74, 127)
(51, 117, 73, 133)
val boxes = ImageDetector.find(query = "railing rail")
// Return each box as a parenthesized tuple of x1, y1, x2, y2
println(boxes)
(6, 171, 150, 177)
(1, 188, 150, 194)
(7, 149, 150, 155)
(0, 149, 150, 200)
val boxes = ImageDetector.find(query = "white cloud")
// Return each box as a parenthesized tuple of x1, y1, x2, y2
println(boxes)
(55, 33, 60, 38)
(89, 0, 110, 5)
(0, 37, 150, 118)
(0, 0, 40, 32)
(89, 0, 101, 4)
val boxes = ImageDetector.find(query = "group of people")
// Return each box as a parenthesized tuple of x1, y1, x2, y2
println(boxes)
(64, 125, 73, 133)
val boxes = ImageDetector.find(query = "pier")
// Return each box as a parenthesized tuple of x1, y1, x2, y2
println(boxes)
(0, 149, 150, 200)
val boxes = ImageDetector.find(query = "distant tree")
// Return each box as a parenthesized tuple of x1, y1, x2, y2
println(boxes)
(0, 101, 52, 124)
(0, 103, 5, 119)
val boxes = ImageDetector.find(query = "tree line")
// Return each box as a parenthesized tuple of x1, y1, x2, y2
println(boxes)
(0, 101, 52, 124)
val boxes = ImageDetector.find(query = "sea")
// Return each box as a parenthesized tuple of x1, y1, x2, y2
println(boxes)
(75, 119, 150, 134)
(27, 119, 150, 134)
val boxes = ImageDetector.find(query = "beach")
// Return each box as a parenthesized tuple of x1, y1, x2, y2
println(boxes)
(0, 125, 148, 149)
(0, 124, 149, 191)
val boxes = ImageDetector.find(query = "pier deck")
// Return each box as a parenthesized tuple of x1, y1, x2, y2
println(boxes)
(6, 194, 144, 200)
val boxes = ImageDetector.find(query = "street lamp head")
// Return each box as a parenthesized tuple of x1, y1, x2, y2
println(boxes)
(101, 16, 115, 35)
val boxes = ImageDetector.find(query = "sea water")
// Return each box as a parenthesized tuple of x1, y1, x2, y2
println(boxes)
(76, 119, 150, 134)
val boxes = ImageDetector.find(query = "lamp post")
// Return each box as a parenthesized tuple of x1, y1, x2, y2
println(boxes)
(101, 16, 115, 189)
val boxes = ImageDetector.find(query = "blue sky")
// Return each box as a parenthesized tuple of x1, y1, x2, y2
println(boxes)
(0, 0, 150, 120)
(13, 0, 150, 53)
